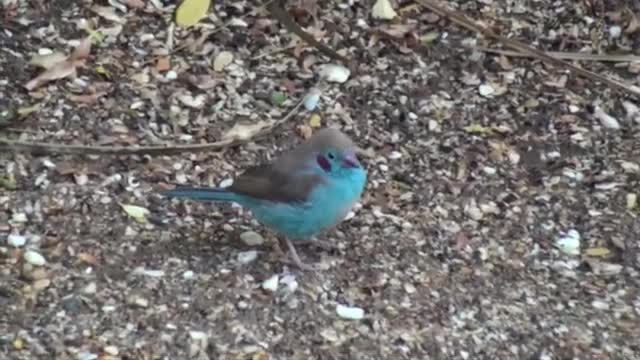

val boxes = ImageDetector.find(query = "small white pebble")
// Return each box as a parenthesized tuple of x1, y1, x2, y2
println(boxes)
(319, 64, 350, 83)
(591, 299, 610, 310)
(183, 270, 195, 279)
(303, 88, 321, 111)
(388, 151, 402, 160)
(379, 164, 389, 172)
(594, 106, 620, 130)
(555, 229, 581, 255)
(336, 304, 365, 320)
(609, 25, 622, 38)
(103, 346, 119, 356)
(24, 250, 46, 266)
(237, 250, 258, 264)
(261, 274, 279, 292)
(280, 274, 298, 294)
(478, 83, 495, 97)
(7, 234, 27, 247)
(219, 178, 233, 188)
(165, 70, 178, 80)
(12, 213, 28, 223)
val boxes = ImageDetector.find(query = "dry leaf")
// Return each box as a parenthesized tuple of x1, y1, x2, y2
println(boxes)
(584, 247, 612, 258)
(29, 52, 67, 69)
(25, 38, 92, 91)
(156, 56, 171, 71)
(309, 114, 322, 128)
(222, 120, 274, 141)
(120, 203, 150, 223)
(25, 60, 77, 91)
(175, 0, 211, 28)
(213, 51, 233, 71)
(372, 0, 397, 20)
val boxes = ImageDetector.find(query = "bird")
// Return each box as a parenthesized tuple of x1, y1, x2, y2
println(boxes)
(162, 127, 368, 270)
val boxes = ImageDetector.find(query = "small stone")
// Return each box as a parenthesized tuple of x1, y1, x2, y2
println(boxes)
(33, 278, 50, 290)
(240, 231, 264, 246)
(104, 345, 119, 356)
(12, 213, 28, 223)
(127, 294, 149, 308)
(609, 25, 622, 38)
(280, 274, 298, 294)
(465, 205, 484, 221)
(24, 250, 46, 266)
(7, 234, 27, 247)
(83, 282, 97, 294)
(261, 275, 279, 292)
(183, 270, 195, 279)
(336, 304, 365, 320)
(237, 250, 259, 264)
(478, 84, 495, 97)
(388, 151, 402, 160)
(404, 282, 416, 294)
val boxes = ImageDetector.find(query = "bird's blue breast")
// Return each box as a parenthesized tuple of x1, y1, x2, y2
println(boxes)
(237, 167, 367, 239)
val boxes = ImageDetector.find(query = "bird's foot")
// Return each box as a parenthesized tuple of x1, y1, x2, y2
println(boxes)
(297, 238, 337, 252)
(282, 238, 318, 272)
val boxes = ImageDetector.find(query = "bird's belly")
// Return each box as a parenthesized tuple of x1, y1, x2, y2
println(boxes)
(248, 200, 348, 239)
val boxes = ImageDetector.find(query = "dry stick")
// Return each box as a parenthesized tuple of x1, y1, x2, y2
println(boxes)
(0, 99, 305, 156)
(475, 46, 640, 63)
(415, 0, 640, 98)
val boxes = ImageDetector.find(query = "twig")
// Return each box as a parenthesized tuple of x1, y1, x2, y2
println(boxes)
(415, 0, 640, 98)
(266, 0, 351, 65)
(0, 99, 305, 156)
(475, 46, 640, 63)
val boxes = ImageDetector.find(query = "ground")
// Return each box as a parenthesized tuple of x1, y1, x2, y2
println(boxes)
(1, 0, 640, 359)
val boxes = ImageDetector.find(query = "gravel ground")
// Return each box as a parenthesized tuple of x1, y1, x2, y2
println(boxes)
(1, 0, 640, 359)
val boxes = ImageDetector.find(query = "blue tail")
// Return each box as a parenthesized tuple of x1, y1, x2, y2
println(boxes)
(162, 186, 240, 202)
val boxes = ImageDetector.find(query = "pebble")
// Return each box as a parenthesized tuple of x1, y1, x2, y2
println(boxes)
(280, 274, 298, 294)
(24, 250, 46, 266)
(237, 250, 258, 264)
(104, 345, 119, 356)
(7, 234, 27, 247)
(183, 270, 195, 279)
(127, 294, 149, 308)
(261, 275, 279, 292)
(83, 282, 97, 294)
(240, 231, 264, 246)
(319, 64, 350, 83)
(12, 213, 28, 223)
(478, 83, 495, 97)
(388, 151, 402, 160)
(33, 279, 50, 290)
(336, 304, 365, 320)
(303, 88, 321, 111)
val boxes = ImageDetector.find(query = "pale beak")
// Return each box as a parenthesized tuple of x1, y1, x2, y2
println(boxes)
(342, 153, 361, 168)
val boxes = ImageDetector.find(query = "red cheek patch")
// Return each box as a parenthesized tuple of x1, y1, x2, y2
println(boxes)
(316, 154, 332, 172)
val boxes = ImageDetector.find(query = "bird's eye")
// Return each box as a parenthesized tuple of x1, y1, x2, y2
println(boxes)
(327, 152, 335, 159)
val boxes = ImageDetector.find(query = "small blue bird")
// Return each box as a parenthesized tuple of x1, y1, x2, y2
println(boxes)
(162, 128, 367, 270)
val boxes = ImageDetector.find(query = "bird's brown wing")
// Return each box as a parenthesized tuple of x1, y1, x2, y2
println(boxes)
(228, 163, 325, 203)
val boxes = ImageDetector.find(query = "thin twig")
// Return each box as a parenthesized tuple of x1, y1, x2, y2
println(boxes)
(415, 0, 640, 98)
(475, 46, 640, 63)
(0, 99, 305, 156)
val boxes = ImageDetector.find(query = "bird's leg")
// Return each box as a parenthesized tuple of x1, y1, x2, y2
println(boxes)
(297, 237, 337, 251)
(281, 238, 316, 271)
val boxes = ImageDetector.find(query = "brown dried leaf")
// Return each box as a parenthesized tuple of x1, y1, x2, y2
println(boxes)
(25, 38, 92, 91)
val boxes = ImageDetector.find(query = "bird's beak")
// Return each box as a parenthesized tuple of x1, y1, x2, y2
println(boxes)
(342, 153, 361, 168)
